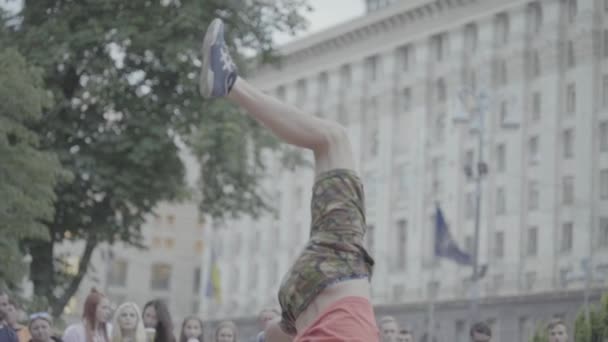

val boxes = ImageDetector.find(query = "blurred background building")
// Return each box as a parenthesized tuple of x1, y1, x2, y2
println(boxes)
(58, 0, 608, 340)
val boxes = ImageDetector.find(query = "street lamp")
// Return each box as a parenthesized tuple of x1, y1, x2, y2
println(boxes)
(453, 87, 519, 321)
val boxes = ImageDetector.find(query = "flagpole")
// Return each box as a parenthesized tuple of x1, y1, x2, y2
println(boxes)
(427, 263, 436, 342)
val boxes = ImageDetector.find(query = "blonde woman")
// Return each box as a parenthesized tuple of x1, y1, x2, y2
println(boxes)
(111, 303, 146, 342)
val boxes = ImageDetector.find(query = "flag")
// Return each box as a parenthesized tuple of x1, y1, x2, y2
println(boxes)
(434, 205, 473, 265)
(205, 247, 221, 302)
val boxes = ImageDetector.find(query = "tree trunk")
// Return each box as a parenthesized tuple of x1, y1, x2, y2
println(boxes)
(51, 238, 97, 317)
(30, 234, 98, 318)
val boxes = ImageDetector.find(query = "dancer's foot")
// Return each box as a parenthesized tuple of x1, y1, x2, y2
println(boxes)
(199, 18, 238, 98)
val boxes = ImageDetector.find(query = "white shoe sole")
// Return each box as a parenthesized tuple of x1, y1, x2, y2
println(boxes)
(199, 19, 222, 98)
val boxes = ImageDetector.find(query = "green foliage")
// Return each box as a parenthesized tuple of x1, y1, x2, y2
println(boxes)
(4, 0, 309, 316)
(0, 47, 66, 289)
(530, 322, 548, 342)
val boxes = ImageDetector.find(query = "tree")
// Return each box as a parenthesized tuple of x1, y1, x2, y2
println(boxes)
(5, 0, 309, 316)
(0, 46, 65, 290)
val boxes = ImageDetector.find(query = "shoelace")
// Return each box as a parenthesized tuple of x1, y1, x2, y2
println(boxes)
(220, 45, 236, 72)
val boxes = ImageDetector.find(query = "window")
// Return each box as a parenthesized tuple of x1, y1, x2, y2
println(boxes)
(150, 263, 172, 290)
(250, 230, 261, 253)
(399, 45, 412, 72)
(495, 59, 507, 86)
(528, 181, 539, 211)
(107, 259, 128, 287)
(466, 192, 475, 219)
(561, 222, 573, 253)
(528, 136, 539, 165)
(519, 316, 534, 342)
(194, 240, 204, 255)
(435, 113, 446, 143)
(249, 263, 259, 289)
(600, 217, 608, 248)
(527, 2, 543, 34)
(531, 92, 541, 122)
(167, 214, 175, 225)
(465, 149, 474, 168)
(296, 79, 307, 106)
(467, 70, 477, 91)
(530, 50, 541, 78)
(455, 320, 467, 342)
(494, 231, 504, 258)
(600, 121, 608, 152)
(499, 100, 508, 125)
(527, 227, 538, 256)
(317, 72, 328, 106)
(436, 78, 446, 102)
(392, 163, 408, 201)
(402, 87, 411, 112)
(563, 176, 574, 205)
(432, 33, 448, 62)
(152, 237, 162, 248)
(563, 129, 574, 159)
(365, 55, 379, 81)
(601, 169, 608, 199)
(396, 220, 407, 270)
(566, 83, 576, 115)
(567, 41, 575, 68)
(431, 157, 444, 193)
(366, 224, 375, 256)
(366, 97, 379, 157)
(603, 76, 608, 107)
(465, 235, 474, 255)
(604, 30, 608, 58)
(164, 237, 174, 249)
(496, 187, 506, 215)
(339, 64, 351, 88)
(567, 0, 577, 23)
(193, 267, 201, 293)
(495, 13, 509, 44)
(496, 144, 506, 172)
(464, 23, 478, 52)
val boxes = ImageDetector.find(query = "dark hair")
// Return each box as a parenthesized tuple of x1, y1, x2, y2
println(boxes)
(179, 316, 204, 342)
(470, 321, 492, 337)
(547, 318, 567, 332)
(144, 300, 176, 342)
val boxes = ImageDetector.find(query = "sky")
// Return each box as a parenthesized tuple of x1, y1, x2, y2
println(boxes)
(274, 0, 365, 45)
(0, 0, 365, 45)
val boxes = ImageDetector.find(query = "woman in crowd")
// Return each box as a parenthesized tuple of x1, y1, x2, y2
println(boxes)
(28, 312, 62, 342)
(63, 289, 112, 342)
(111, 303, 146, 342)
(178, 317, 203, 342)
(142, 300, 175, 342)
(214, 321, 237, 342)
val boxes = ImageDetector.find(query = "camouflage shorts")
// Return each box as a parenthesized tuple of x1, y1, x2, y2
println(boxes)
(277, 169, 375, 335)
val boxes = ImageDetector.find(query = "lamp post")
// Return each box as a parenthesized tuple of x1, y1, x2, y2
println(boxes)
(454, 87, 518, 321)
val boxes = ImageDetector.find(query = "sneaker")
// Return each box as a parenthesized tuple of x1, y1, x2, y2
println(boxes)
(199, 18, 238, 98)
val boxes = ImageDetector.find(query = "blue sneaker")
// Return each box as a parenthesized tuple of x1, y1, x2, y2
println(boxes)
(199, 18, 238, 98)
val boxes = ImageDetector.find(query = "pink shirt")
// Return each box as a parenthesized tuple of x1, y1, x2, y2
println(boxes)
(294, 296, 379, 342)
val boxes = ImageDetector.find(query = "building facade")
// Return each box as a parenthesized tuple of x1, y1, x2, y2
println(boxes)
(206, 0, 608, 340)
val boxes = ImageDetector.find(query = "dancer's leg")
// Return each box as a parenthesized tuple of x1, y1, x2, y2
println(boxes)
(227, 78, 355, 175)
(199, 19, 355, 176)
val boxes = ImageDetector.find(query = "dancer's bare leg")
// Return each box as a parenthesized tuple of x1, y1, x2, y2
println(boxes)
(227, 78, 355, 175)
